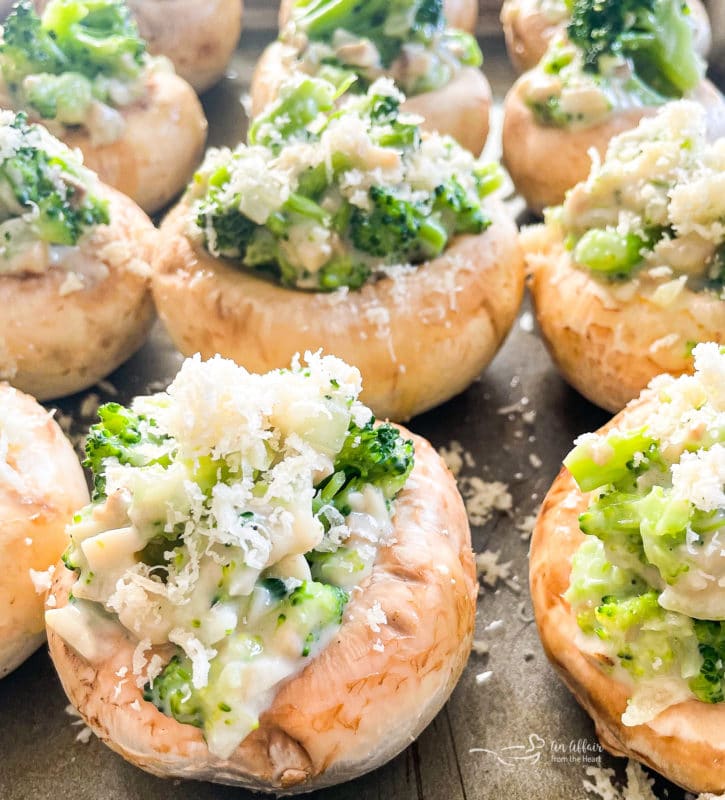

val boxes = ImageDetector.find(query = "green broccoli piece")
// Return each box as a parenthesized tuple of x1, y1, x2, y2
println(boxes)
(21, 72, 94, 124)
(293, 0, 430, 65)
(573, 228, 648, 276)
(84, 402, 171, 499)
(0, 114, 109, 246)
(566, 0, 703, 98)
(0, 0, 146, 93)
(0, 2, 67, 85)
(434, 178, 491, 235)
(143, 655, 204, 728)
(248, 77, 341, 152)
(564, 427, 658, 492)
(414, 0, 444, 29)
(706, 243, 725, 291)
(350, 186, 448, 261)
(286, 581, 348, 656)
(336, 421, 414, 497)
(194, 201, 257, 260)
(690, 621, 725, 703)
(314, 421, 414, 521)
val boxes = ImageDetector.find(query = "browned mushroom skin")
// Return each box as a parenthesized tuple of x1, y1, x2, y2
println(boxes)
(523, 228, 725, 413)
(0, 384, 89, 678)
(502, 77, 725, 214)
(0, 186, 157, 401)
(151, 198, 524, 422)
(0, 67, 208, 216)
(531, 397, 725, 795)
(47, 431, 477, 792)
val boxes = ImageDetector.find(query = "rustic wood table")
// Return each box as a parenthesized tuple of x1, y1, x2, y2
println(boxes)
(1, 5, 715, 800)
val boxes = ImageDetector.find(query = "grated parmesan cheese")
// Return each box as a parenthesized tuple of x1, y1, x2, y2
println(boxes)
(366, 601, 387, 633)
(460, 478, 512, 526)
(583, 761, 658, 800)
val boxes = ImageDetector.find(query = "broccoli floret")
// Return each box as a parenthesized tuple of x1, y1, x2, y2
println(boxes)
(0, 0, 146, 87)
(414, 0, 444, 28)
(286, 581, 348, 655)
(22, 72, 93, 124)
(690, 621, 725, 703)
(0, 3, 67, 85)
(566, 0, 703, 98)
(434, 178, 491, 235)
(350, 186, 448, 261)
(248, 77, 341, 152)
(335, 421, 414, 498)
(293, 0, 445, 66)
(0, 114, 109, 246)
(84, 402, 171, 499)
(314, 420, 414, 521)
(143, 655, 204, 728)
(195, 201, 257, 260)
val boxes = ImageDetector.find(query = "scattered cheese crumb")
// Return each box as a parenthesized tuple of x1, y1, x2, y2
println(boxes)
(519, 311, 534, 333)
(65, 704, 93, 745)
(471, 640, 489, 656)
(529, 453, 543, 469)
(475, 671, 493, 685)
(96, 379, 118, 396)
(438, 440, 476, 478)
(75, 726, 93, 744)
(482, 619, 505, 636)
(461, 478, 512, 526)
(366, 601, 387, 633)
(29, 568, 53, 594)
(475, 550, 515, 591)
(583, 761, 657, 800)
(79, 392, 101, 420)
(516, 514, 538, 541)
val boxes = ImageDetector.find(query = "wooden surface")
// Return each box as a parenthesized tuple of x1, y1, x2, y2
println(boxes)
(0, 8, 718, 800)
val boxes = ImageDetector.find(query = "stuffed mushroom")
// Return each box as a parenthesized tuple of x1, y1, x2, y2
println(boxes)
(524, 102, 725, 413)
(500, 0, 711, 74)
(45, 352, 476, 791)
(502, 0, 725, 213)
(531, 342, 725, 794)
(153, 78, 524, 422)
(0, 383, 88, 678)
(0, 0, 208, 214)
(252, 0, 491, 155)
(0, 111, 156, 400)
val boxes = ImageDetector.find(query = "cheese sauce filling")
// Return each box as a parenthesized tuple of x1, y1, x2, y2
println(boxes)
(548, 102, 725, 298)
(0, 110, 109, 281)
(564, 343, 725, 726)
(47, 353, 414, 759)
(189, 76, 503, 292)
(280, 0, 483, 97)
